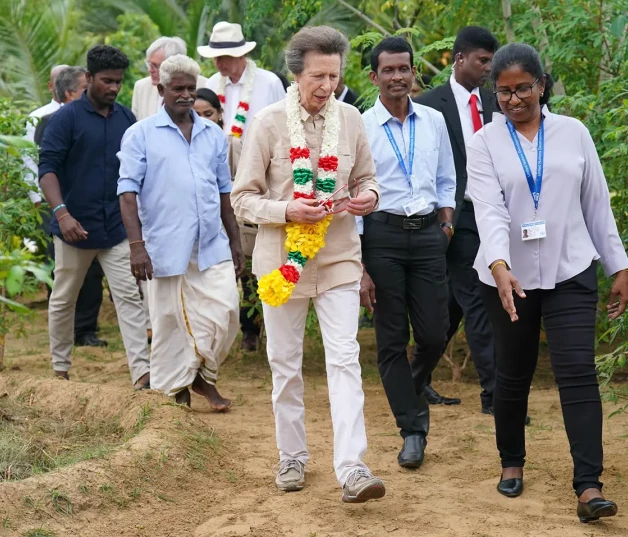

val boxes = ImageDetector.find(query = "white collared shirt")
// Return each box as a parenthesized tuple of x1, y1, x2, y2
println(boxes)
(23, 100, 62, 203)
(450, 72, 483, 201)
(206, 65, 285, 139)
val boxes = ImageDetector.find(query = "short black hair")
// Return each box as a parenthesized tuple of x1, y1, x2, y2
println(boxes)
(453, 26, 499, 56)
(371, 36, 414, 73)
(55, 66, 86, 103)
(195, 88, 222, 111)
(86, 45, 129, 75)
(491, 43, 554, 106)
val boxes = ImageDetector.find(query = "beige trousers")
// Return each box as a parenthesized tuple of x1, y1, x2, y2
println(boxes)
(49, 237, 150, 384)
(147, 260, 239, 396)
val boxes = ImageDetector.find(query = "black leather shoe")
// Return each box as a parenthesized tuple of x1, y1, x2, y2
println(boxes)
(482, 406, 531, 426)
(424, 385, 461, 405)
(398, 435, 426, 469)
(497, 475, 524, 497)
(75, 334, 108, 347)
(577, 498, 618, 523)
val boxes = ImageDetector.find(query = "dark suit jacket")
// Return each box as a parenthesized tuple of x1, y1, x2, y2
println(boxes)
(415, 81, 497, 224)
(34, 113, 54, 146)
(341, 87, 359, 107)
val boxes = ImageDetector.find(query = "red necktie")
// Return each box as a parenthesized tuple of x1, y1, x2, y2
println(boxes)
(469, 94, 483, 133)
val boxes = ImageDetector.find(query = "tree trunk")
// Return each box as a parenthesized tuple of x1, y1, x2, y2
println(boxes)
(501, 0, 516, 43)
(531, 5, 567, 95)
(0, 333, 5, 371)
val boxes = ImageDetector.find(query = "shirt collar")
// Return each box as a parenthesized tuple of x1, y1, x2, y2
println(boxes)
(450, 72, 482, 106)
(155, 105, 208, 136)
(373, 96, 417, 126)
(300, 101, 328, 122)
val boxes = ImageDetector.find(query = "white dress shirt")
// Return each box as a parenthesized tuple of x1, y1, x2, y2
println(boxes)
(468, 107, 628, 290)
(449, 72, 483, 201)
(206, 65, 285, 139)
(24, 99, 61, 203)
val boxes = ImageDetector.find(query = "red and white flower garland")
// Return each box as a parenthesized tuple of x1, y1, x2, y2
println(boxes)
(216, 58, 256, 138)
(257, 83, 340, 307)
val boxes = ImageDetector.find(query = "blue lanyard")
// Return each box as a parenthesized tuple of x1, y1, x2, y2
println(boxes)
(383, 114, 415, 186)
(506, 119, 544, 213)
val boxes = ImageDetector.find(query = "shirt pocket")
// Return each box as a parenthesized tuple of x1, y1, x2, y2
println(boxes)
(269, 145, 292, 197)
(417, 149, 439, 184)
(337, 142, 354, 184)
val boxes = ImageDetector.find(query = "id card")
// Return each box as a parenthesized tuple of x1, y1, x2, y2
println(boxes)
(521, 220, 546, 241)
(403, 196, 428, 216)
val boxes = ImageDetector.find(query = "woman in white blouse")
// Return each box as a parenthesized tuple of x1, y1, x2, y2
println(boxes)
(467, 42, 628, 523)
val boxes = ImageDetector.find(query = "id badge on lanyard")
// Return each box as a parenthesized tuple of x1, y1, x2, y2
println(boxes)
(506, 120, 546, 241)
(384, 115, 427, 216)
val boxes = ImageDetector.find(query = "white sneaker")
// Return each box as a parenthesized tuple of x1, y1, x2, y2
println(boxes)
(342, 469, 386, 503)
(274, 459, 305, 492)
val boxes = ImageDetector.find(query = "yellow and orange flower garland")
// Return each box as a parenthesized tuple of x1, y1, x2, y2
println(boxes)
(257, 83, 340, 307)
(216, 58, 256, 138)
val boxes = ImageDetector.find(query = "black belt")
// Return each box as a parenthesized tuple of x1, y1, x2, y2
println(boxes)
(368, 211, 438, 230)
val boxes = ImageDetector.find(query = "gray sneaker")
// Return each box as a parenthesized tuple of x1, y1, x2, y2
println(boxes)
(342, 469, 386, 503)
(274, 459, 305, 492)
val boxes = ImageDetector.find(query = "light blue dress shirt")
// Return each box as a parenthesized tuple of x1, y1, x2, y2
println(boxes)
(117, 107, 233, 277)
(358, 97, 456, 232)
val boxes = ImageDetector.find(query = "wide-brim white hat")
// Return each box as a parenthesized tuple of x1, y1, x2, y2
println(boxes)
(198, 21, 256, 58)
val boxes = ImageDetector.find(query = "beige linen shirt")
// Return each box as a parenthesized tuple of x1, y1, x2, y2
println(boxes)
(231, 99, 380, 298)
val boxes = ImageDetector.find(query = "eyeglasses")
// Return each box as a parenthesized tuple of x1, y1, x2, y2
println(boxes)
(494, 79, 539, 102)
(317, 179, 360, 215)
(145, 61, 161, 72)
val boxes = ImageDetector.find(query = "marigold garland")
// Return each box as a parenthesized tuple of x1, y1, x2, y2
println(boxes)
(216, 59, 256, 139)
(257, 83, 340, 307)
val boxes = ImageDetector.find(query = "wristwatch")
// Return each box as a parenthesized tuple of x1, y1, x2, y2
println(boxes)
(440, 221, 454, 235)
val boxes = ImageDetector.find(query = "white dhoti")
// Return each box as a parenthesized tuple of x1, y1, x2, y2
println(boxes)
(147, 259, 239, 396)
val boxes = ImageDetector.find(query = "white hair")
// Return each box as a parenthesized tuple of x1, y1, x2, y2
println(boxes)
(159, 54, 200, 86)
(146, 37, 187, 60)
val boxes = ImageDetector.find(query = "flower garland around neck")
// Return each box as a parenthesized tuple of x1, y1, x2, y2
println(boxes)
(216, 58, 256, 138)
(257, 83, 340, 307)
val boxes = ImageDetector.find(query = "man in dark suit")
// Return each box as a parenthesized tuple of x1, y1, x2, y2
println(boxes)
(414, 27, 500, 413)
(334, 78, 361, 109)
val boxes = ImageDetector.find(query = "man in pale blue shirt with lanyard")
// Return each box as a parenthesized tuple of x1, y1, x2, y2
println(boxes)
(360, 37, 456, 469)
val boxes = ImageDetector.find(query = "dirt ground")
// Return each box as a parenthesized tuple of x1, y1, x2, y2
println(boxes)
(1, 299, 628, 537)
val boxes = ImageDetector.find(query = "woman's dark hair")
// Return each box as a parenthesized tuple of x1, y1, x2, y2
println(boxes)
(371, 36, 414, 73)
(490, 43, 554, 107)
(86, 45, 129, 75)
(195, 88, 223, 128)
(453, 26, 499, 56)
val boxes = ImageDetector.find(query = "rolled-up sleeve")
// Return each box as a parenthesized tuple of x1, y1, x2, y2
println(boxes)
(38, 111, 72, 180)
(215, 133, 232, 194)
(435, 114, 456, 209)
(468, 132, 512, 269)
(579, 125, 628, 276)
(117, 127, 146, 195)
(231, 116, 289, 225)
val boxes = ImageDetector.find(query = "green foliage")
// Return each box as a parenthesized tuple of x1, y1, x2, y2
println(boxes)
(0, 101, 53, 347)
(105, 13, 161, 109)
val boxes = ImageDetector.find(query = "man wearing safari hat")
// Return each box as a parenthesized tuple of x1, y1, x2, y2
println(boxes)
(200, 21, 286, 352)
(199, 21, 286, 141)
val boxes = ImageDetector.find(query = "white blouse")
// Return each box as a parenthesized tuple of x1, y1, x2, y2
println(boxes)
(467, 107, 628, 289)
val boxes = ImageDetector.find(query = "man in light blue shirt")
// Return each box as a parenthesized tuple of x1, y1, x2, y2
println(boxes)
(117, 54, 243, 411)
(360, 37, 456, 470)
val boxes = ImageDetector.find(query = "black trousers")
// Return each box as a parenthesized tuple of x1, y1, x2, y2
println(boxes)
(239, 269, 261, 335)
(363, 217, 449, 438)
(422, 202, 496, 408)
(480, 263, 603, 496)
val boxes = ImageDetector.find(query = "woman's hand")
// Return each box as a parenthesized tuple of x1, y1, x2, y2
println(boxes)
(492, 263, 526, 322)
(347, 190, 377, 217)
(286, 198, 327, 224)
(607, 270, 628, 320)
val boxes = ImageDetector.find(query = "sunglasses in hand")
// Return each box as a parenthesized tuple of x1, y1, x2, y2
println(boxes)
(316, 179, 360, 215)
